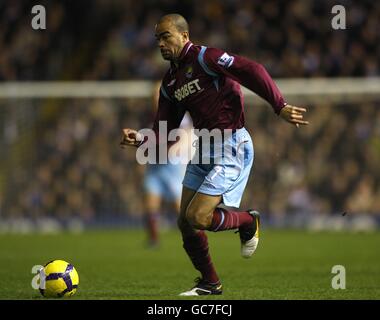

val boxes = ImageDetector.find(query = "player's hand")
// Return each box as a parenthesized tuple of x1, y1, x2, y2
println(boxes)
(279, 105, 309, 128)
(120, 128, 143, 148)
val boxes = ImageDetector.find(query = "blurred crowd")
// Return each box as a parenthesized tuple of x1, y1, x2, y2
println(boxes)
(0, 98, 148, 223)
(1, 97, 380, 224)
(0, 0, 379, 81)
(244, 100, 380, 218)
(0, 1, 379, 226)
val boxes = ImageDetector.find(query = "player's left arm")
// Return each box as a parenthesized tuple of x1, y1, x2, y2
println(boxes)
(203, 48, 309, 127)
(278, 105, 308, 128)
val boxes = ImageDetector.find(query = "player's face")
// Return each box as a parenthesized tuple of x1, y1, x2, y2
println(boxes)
(155, 21, 188, 61)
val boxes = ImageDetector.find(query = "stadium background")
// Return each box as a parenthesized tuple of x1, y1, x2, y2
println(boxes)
(0, 0, 380, 301)
(1, 0, 379, 232)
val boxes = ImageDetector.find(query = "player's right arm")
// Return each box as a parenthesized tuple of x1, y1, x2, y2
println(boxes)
(120, 128, 143, 148)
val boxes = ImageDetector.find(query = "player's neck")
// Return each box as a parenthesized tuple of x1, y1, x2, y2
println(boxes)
(172, 60, 180, 68)
(172, 41, 190, 66)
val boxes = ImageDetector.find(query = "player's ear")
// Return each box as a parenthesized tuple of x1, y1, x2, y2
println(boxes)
(182, 31, 189, 42)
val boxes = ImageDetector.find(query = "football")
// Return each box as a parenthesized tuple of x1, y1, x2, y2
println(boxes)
(38, 260, 79, 298)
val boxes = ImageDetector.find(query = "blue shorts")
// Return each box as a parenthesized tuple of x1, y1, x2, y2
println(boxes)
(144, 163, 186, 202)
(182, 128, 254, 208)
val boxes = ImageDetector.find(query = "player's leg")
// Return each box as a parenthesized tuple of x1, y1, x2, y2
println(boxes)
(174, 198, 181, 215)
(177, 186, 197, 236)
(143, 192, 162, 247)
(177, 187, 223, 296)
(178, 128, 258, 295)
(163, 163, 186, 217)
(209, 129, 258, 258)
(143, 165, 165, 247)
(186, 128, 260, 258)
(186, 191, 260, 259)
(186, 192, 255, 232)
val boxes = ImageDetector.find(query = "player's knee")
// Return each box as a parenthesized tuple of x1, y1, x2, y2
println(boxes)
(185, 207, 211, 230)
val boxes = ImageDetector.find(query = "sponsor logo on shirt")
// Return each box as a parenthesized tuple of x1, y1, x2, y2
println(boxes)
(174, 79, 201, 102)
(217, 52, 234, 68)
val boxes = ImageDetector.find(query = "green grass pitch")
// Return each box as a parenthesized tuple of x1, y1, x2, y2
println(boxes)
(0, 228, 379, 299)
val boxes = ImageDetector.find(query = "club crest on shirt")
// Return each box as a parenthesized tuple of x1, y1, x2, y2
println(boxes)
(217, 52, 234, 68)
(185, 65, 193, 78)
